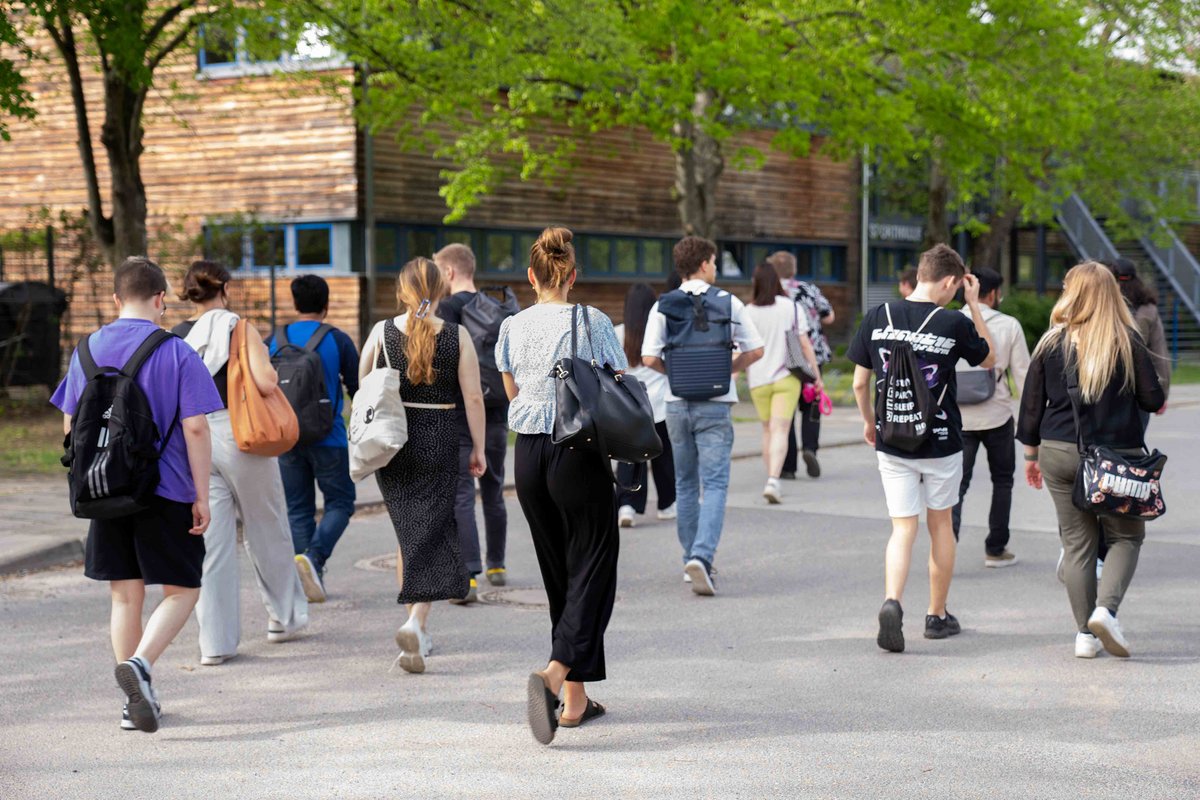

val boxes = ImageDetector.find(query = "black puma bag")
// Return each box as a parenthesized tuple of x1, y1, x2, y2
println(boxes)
(63, 330, 178, 520)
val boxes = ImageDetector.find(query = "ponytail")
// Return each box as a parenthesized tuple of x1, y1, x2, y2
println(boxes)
(395, 257, 449, 385)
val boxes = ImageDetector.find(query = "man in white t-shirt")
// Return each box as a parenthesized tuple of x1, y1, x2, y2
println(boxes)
(642, 236, 764, 596)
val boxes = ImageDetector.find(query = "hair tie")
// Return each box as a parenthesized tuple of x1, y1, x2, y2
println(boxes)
(415, 299, 431, 319)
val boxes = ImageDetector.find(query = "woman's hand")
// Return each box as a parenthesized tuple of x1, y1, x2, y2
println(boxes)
(469, 447, 487, 478)
(862, 421, 876, 446)
(1025, 460, 1043, 490)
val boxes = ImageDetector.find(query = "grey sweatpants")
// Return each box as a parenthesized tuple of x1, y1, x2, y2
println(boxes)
(196, 411, 309, 658)
(1039, 441, 1145, 632)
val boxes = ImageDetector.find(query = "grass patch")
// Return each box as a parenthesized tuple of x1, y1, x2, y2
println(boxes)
(0, 393, 64, 477)
(1172, 363, 1200, 384)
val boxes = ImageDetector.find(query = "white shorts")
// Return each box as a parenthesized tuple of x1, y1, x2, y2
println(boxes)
(875, 451, 964, 519)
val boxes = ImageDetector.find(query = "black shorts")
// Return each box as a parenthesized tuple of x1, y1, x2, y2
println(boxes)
(85, 497, 205, 588)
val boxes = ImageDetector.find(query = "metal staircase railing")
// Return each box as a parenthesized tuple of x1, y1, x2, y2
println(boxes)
(1055, 194, 1121, 264)
(1136, 221, 1200, 322)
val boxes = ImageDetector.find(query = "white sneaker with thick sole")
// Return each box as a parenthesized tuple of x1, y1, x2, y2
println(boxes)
(1074, 632, 1103, 659)
(762, 479, 782, 505)
(395, 617, 432, 673)
(295, 554, 326, 603)
(200, 653, 236, 666)
(657, 503, 677, 521)
(114, 659, 160, 733)
(684, 559, 715, 596)
(267, 619, 307, 643)
(1087, 607, 1130, 657)
(618, 505, 636, 528)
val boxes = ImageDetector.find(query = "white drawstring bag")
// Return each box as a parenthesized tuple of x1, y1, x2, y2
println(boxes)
(348, 321, 407, 481)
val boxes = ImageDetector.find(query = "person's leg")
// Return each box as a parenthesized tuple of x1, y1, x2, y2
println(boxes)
(307, 446, 357, 573)
(926, 508, 957, 617)
(884, 516, 921, 603)
(1095, 499, 1146, 617)
(196, 467, 241, 658)
(783, 407, 800, 475)
(766, 417, 790, 478)
(110, 580, 146, 662)
(650, 421, 676, 510)
(876, 452, 924, 603)
(135, 585, 202, 666)
(983, 420, 1016, 556)
(751, 382, 774, 476)
(453, 420, 483, 576)
(952, 431, 982, 541)
(480, 418, 508, 570)
(616, 461, 649, 514)
(799, 392, 821, 452)
(690, 402, 734, 567)
(666, 402, 700, 564)
(766, 378, 801, 478)
(514, 435, 570, 659)
(277, 448, 317, 556)
(1040, 443, 1100, 632)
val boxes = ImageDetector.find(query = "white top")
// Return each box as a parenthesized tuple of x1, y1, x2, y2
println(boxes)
(614, 323, 668, 423)
(956, 305, 1032, 432)
(641, 279, 765, 404)
(742, 296, 809, 390)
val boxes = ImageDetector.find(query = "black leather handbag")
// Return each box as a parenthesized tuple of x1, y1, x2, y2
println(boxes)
(1066, 371, 1167, 520)
(551, 304, 663, 471)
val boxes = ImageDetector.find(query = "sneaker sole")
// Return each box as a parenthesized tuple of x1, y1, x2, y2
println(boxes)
(877, 605, 905, 653)
(803, 451, 821, 478)
(114, 663, 159, 733)
(526, 673, 558, 745)
(1075, 645, 1101, 659)
(295, 557, 327, 603)
(656, 513, 677, 521)
(486, 572, 507, 587)
(619, 517, 634, 528)
(763, 490, 781, 505)
(394, 627, 426, 673)
(985, 557, 1018, 569)
(1087, 618, 1130, 658)
(684, 562, 714, 596)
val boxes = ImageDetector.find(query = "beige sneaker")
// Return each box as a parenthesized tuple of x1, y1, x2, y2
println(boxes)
(295, 554, 326, 603)
(984, 550, 1018, 568)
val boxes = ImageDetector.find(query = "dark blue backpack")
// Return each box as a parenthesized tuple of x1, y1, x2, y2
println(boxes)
(658, 287, 735, 400)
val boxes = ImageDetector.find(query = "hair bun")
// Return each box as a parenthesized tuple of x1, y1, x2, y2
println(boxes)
(536, 226, 573, 258)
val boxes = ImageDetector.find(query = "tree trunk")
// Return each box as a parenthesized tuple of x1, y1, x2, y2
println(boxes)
(924, 156, 951, 248)
(972, 204, 1021, 273)
(672, 91, 724, 240)
(100, 75, 148, 265)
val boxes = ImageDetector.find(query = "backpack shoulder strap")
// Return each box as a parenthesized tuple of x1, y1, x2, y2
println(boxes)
(77, 335, 101, 381)
(914, 307, 940, 334)
(303, 323, 333, 352)
(121, 329, 175, 378)
(275, 325, 291, 348)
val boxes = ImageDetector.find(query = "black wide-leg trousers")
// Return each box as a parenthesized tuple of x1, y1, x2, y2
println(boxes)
(515, 433, 620, 682)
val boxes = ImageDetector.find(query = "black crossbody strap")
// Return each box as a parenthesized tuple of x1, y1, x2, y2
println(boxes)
(121, 329, 175, 378)
(570, 303, 580, 360)
(1064, 365, 1088, 456)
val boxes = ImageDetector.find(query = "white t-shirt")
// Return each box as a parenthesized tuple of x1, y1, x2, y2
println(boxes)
(614, 323, 668, 423)
(641, 279, 765, 403)
(742, 295, 809, 390)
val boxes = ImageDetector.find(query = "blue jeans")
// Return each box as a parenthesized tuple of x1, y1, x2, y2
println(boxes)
(278, 445, 357, 573)
(665, 400, 734, 568)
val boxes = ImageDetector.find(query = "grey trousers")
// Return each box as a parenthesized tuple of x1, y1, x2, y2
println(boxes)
(196, 411, 309, 658)
(1039, 441, 1145, 632)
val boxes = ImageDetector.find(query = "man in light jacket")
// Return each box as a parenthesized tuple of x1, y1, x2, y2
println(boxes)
(952, 267, 1030, 568)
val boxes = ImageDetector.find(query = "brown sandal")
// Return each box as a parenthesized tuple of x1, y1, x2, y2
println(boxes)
(526, 672, 560, 745)
(558, 697, 606, 728)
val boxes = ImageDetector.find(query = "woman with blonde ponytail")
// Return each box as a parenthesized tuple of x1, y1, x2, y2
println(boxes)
(1017, 262, 1164, 660)
(359, 257, 487, 673)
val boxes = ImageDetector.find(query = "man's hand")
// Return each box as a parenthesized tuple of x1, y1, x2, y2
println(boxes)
(1025, 461, 1043, 490)
(190, 499, 211, 535)
(962, 273, 981, 306)
(469, 447, 487, 478)
(863, 421, 876, 446)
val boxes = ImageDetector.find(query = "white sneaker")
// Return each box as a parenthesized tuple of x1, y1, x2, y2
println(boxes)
(684, 558, 715, 596)
(618, 505, 636, 528)
(762, 479, 782, 505)
(295, 554, 326, 603)
(1087, 608, 1130, 658)
(656, 503, 677, 521)
(267, 618, 307, 643)
(200, 653, 236, 667)
(395, 617, 432, 673)
(683, 565, 716, 584)
(1074, 632, 1103, 659)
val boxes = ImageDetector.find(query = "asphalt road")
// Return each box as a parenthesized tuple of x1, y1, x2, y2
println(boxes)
(2, 409, 1198, 799)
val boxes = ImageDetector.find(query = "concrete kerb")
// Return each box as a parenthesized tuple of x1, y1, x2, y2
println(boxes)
(0, 536, 85, 577)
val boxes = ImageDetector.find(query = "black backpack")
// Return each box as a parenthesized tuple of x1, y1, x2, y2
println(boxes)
(875, 304, 945, 453)
(63, 329, 178, 520)
(658, 287, 735, 400)
(460, 287, 520, 408)
(272, 324, 334, 446)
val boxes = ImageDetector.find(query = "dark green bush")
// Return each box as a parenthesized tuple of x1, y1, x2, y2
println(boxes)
(1001, 290, 1059, 351)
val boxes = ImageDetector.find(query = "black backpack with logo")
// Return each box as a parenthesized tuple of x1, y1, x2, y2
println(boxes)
(460, 287, 520, 408)
(272, 324, 334, 447)
(63, 329, 178, 520)
(658, 287, 735, 400)
(875, 304, 944, 453)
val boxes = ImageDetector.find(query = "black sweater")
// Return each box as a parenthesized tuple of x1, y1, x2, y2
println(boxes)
(1017, 334, 1165, 450)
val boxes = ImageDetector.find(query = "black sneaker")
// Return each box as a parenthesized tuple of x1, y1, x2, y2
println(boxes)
(924, 611, 962, 639)
(877, 599, 904, 652)
(780, 470, 797, 480)
(802, 449, 821, 478)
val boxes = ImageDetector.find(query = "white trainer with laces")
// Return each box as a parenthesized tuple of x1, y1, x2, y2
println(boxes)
(1087, 607, 1130, 657)
(395, 617, 432, 673)
(1074, 632, 1103, 659)
(657, 503, 677, 521)
(762, 479, 782, 505)
(618, 505, 636, 528)
(684, 558, 715, 596)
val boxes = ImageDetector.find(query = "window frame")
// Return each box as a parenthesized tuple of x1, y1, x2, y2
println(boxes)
(196, 21, 348, 80)
(203, 222, 338, 274)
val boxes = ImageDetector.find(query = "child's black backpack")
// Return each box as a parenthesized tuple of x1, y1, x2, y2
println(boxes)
(63, 330, 178, 519)
(272, 324, 334, 446)
(875, 304, 944, 453)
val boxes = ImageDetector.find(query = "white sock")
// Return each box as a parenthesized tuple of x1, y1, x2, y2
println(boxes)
(129, 655, 151, 677)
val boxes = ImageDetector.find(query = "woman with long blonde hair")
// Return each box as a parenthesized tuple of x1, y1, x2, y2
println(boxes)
(359, 257, 486, 673)
(1017, 262, 1164, 659)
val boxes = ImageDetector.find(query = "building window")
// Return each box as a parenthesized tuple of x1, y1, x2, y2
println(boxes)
(720, 241, 848, 283)
(251, 226, 287, 269)
(197, 22, 346, 78)
(204, 222, 338, 272)
(869, 247, 918, 284)
(295, 224, 333, 268)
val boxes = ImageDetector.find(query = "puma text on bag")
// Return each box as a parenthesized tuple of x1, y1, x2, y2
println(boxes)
(228, 319, 300, 457)
(63, 330, 178, 520)
(460, 287, 520, 409)
(348, 319, 408, 482)
(875, 304, 945, 453)
(271, 323, 334, 445)
(658, 287, 735, 400)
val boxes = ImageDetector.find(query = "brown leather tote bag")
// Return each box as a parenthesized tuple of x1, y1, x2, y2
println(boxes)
(228, 319, 299, 457)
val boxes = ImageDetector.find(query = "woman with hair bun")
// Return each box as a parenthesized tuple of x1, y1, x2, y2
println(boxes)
(174, 261, 309, 666)
(359, 257, 487, 674)
(495, 225, 628, 744)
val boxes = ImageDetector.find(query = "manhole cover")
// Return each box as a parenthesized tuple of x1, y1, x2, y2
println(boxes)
(479, 588, 548, 610)
(355, 554, 398, 572)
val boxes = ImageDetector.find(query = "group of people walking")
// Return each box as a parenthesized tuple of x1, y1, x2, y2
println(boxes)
(53, 227, 1171, 744)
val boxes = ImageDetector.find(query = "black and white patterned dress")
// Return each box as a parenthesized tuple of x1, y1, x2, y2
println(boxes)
(377, 319, 470, 604)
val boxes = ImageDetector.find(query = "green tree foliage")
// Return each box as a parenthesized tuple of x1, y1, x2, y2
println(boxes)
(0, 3, 35, 140)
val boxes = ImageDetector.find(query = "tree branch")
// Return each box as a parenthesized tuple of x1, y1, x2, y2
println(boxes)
(147, 16, 201, 74)
(144, 1, 196, 51)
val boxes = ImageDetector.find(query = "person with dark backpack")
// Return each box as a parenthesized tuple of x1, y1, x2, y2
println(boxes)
(848, 245, 995, 653)
(267, 275, 360, 603)
(435, 243, 518, 600)
(51, 257, 222, 733)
